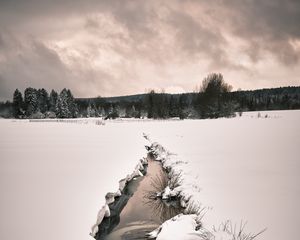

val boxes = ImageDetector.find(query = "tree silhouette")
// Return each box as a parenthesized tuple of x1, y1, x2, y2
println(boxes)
(12, 89, 24, 118)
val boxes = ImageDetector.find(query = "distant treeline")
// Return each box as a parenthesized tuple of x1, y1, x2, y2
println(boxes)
(1, 73, 300, 119)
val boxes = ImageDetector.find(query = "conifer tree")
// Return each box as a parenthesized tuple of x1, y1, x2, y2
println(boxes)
(49, 90, 58, 112)
(12, 89, 24, 118)
(37, 88, 49, 113)
(66, 89, 78, 118)
(24, 87, 38, 117)
(55, 89, 71, 118)
(87, 103, 96, 117)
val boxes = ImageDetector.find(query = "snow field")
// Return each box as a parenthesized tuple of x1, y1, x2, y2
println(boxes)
(0, 120, 146, 240)
(0, 110, 299, 240)
(141, 110, 300, 239)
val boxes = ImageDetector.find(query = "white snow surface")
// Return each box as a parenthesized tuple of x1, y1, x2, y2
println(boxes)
(147, 214, 203, 240)
(143, 110, 300, 240)
(0, 119, 147, 240)
(1, 110, 300, 240)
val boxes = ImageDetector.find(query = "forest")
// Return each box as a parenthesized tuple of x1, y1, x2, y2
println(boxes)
(1, 73, 300, 119)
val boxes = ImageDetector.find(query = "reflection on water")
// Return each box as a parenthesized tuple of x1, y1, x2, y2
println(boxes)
(96, 158, 184, 240)
(142, 197, 183, 223)
(95, 183, 137, 240)
(142, 168, 183, 223)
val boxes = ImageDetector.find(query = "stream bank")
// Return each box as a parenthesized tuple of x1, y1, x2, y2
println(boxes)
(95, 156, 184, 240)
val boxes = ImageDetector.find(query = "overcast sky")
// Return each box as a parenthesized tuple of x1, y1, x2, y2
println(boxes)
(0, 0, 300, 100)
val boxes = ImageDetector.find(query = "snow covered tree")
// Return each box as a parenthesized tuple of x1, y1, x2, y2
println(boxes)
(125, 105, 138, 118)
(66, 89, 78, 118)
(98, 107, 106, 117)
(168, 95, 178, 118)
(55, 89, 71, 118)
(55, 89, 78, 118)
(37, 88, 49, 113)
(49, 90, 58, 112)
(12, 89, 24, 118)
(112, 105, 120, 119)
(105, 104, 119, 119)
(107, 104, 113, 116)
(87, 103, 96, 117)
(145, 90, 155, 118)
(24, 87, 38, 117)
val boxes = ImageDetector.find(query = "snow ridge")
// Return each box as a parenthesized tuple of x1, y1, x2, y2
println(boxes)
(90, 156, 148, 237)
(91, 133, 265, 240)
(144, 133, 265, 240)
(144, 134, 205, 239)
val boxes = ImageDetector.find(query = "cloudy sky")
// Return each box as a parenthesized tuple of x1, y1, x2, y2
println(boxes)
(0, 0, 300, 100)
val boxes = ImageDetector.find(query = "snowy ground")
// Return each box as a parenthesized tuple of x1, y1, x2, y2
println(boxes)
(0, 119, 147, 240)
(140, 110, 300, 240)
(0, 110, 299, 240)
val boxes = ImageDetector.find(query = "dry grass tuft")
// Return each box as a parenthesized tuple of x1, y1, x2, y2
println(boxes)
(167, 171, 182, 189)
(202, 220, 267, 240)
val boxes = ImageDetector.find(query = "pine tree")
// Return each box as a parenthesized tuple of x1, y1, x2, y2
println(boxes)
(169, 95, 178, 117)
(126, 105, 139, 118)
(108, 104, 113, 116)
(12, 89, 24, 118)
(131, 105, 138, 118)
(55, 89, 71, 118)
(24, 87, 38, 117)
(112, 105, 120, 119)
(66, 89, 78, 118)
(99, 107, 106, 117)
(49, 90, 58, 112)
(87, 103, 96, 117)
(37, 88, 49, 113)
(146, 90, 155, 118)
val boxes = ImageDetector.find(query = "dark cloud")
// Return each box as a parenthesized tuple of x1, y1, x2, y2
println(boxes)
(167, 10, 226, 58)
(212, 0, 300, 64)
(0, 34, 4, 48)
(0, 33, 70, 100)
(0, 0, 299, 101)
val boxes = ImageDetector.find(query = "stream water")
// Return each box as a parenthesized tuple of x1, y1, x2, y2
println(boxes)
(96, 158, 183, 240)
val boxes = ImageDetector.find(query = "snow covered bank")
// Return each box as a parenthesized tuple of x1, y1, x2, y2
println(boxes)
(91, 156, 148, 238)
(140, 110, 300, 240)
(28, 118, 105, 125)
(145, 139, 267, 240)
(0, 119, 147, 240)
(147, 214, 202, 240)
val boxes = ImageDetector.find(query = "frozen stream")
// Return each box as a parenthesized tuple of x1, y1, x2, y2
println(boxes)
(96, 158, 183, 240)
